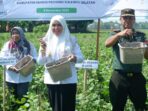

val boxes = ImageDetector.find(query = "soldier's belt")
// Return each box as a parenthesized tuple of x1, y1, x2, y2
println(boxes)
(115, 69, 141, 77)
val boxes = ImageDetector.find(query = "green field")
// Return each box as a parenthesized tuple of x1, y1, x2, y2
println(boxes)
(0, 30, 148, 111)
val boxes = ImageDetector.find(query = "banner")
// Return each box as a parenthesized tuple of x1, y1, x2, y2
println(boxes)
(0, 0, 118, 21)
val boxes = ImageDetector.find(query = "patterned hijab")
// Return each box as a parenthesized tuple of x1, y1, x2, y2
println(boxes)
(43, 15, 73, 60)
(8, 27, 30, 59)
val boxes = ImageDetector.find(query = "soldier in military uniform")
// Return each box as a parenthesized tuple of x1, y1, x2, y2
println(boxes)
(105, 8, 148, 111)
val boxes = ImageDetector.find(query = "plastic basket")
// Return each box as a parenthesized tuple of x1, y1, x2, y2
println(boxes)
(14, 55, 36, 76)
(45, 57, 72, 82)
(118, 42, 147, 64)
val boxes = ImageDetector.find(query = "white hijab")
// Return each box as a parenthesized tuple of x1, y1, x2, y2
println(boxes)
(43, 15, 73, 60)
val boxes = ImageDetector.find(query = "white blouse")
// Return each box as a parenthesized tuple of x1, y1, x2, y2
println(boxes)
(37, 36, 84, 84)
(0, 42, 37, 83)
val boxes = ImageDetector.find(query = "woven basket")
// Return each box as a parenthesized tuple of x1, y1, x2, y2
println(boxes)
(45, 57, 72, 82)
(14, 55, 36, 76)
(118, 42, 147, 64)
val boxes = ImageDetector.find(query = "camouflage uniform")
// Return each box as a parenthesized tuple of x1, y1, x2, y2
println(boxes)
(109, 29, 147, 110)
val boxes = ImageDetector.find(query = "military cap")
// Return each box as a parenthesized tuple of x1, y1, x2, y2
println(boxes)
(121, 8, 135, 16)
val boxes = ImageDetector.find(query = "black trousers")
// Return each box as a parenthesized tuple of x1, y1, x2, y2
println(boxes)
(6, 82, 29, 110)
(109, 70, 147, 111)
(47, 84, 77, 111)
(6, 82, 29, 100)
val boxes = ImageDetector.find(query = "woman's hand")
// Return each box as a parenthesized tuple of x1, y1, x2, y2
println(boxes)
(39, 38, 46, 56)
(68, 54, 77, 63)
(39, 38, 46, 51)
(8, 66, 19, 73)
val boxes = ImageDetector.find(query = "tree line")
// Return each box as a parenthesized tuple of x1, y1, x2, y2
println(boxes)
(0, 20, 93, 33)
(0, 20, 148, 33)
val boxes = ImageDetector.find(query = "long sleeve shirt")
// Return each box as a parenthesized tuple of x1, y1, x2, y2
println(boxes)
(37, 36, 84, 84)
(0, 42, 37, 83)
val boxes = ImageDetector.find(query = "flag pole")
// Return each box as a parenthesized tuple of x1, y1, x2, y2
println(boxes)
(3, 65, 6, 111)
(96, 18, 100, 60)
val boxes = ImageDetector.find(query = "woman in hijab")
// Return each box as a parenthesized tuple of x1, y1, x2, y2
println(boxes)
(0, 26, 37, 108)
(37, 15, 84, 111)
